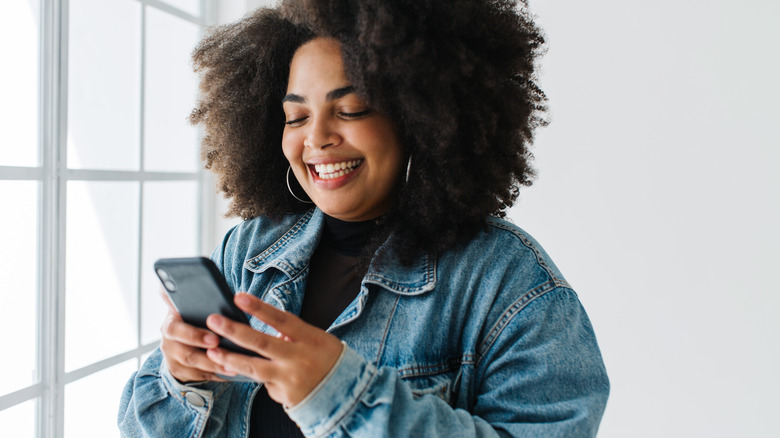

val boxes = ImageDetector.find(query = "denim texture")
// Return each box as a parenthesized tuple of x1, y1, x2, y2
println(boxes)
(119, 208, 609, 437)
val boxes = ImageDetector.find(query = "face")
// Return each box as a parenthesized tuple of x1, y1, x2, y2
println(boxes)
(282, 38, 405, 222)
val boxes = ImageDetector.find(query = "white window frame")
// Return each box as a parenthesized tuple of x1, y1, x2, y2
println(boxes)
(0, 0, 217, 436)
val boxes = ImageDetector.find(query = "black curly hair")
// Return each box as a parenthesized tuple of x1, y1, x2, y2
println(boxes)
(190, 0, 547, 263)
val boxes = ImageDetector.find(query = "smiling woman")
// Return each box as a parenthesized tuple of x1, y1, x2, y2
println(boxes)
(118, 1, 609, 437)
(282, 38, 405, 222)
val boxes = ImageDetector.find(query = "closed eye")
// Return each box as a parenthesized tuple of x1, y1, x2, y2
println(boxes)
(285, 116, 309, 126)
(340, 109, 372, 119)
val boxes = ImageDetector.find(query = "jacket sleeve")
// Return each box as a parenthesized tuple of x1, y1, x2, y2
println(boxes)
(117, 224, 245, 438)
(117, 226, 245, 438)
(285, 288, 610, 438)
(117, 349, 225, 438)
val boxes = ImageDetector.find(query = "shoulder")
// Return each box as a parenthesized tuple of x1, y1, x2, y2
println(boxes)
(211, 210, 314, 277)
(432, 216, 578, 338)
(439, 216, 570, 290)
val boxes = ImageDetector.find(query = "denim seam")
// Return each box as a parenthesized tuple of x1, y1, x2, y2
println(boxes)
(260, 264, 309, 311)
(311, 363, 378, 438)
(191, 412, 208, 438)
(477, 282, 569, 362)
(161, 360, 228, 403)
(374, 294, 401, 364)
(362, 276, 431, 294)
(397, 356, 473, 379)
(362, 253, 438, 295)
(241, 384, 262, 438)
(245, 209, 314, 271)
(215, 226, 238, 290)
(488, 221, 569, 287)
(159, 365, 215, 438)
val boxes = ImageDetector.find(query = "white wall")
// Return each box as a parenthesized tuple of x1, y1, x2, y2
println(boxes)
(215, 0, 271, 25)
(212, 1, 780, 436)
(511, 1, 779, 436)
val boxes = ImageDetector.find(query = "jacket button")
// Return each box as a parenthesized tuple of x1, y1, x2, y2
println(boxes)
(184, 391, 206, 407)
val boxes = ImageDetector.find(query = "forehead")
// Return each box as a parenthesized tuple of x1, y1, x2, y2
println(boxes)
(286, 37, 349, 94)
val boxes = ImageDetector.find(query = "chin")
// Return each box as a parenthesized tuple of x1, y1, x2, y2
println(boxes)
(314, 200, 357, 219)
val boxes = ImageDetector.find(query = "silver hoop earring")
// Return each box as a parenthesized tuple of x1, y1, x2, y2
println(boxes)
(286, 166, 313, 204)
(405, 154, 413, 184)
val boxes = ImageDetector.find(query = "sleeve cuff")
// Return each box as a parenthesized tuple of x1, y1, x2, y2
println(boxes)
(159, 359, 217, 414)
(285, 342, 376, 437)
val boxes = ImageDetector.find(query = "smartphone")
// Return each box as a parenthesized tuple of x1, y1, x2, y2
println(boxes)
(154, 257, 261, 360)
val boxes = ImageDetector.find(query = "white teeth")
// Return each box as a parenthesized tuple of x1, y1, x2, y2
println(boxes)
(313, 160, 362, 179)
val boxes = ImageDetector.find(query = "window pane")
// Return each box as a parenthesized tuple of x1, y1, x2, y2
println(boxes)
(158, 0, 200, 17)
(67, 0, 141, 170)
(0, 0, 39, 167)
(0, 398, 36, 438)
(0, 181, 39, 394)
(144, 8, 200, 172)
(65, 360, 136, 438)
(140, 181, 199, 344)
(66, 181, 139, 372)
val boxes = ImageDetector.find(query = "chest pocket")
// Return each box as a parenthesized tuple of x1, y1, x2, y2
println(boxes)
(402, 370, 459, 405)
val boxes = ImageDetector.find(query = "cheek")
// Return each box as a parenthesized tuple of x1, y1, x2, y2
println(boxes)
(281, 131, 302, 163)
(357, 121, 404, 163)
(375, 129, 404, 170)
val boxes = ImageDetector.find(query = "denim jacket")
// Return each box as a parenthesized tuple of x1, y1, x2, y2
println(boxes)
(119, 208, 609, 437)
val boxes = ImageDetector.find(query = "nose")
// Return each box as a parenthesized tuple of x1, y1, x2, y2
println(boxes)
(303, 116, 342, 150)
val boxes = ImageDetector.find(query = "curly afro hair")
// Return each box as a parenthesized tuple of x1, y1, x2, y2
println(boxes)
(191, 0, 547, 263)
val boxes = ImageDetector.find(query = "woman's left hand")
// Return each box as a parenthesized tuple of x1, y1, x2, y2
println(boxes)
(204, 293, 344, 408)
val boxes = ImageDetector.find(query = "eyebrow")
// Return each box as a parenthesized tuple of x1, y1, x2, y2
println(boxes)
(326, 85, 356, 101)
(282, 85, 356, 104)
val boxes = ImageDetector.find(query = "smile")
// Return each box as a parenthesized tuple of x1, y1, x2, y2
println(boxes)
(312, 159, 363, 180)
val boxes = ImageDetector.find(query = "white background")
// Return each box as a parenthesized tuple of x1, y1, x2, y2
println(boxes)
(512, 1, 780, 437)
(217, 1, 780, 436)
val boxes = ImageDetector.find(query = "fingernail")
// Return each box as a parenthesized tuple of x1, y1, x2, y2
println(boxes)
(235, 294, 251, 306)
(208, 314, 223, 328)
(204, 333, 219, 346)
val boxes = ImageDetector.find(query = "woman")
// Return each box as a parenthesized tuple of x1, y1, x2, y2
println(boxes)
(119, 1, 609, 437)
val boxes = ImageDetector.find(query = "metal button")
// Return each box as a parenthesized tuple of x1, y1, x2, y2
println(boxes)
(184, 391, 206, 407)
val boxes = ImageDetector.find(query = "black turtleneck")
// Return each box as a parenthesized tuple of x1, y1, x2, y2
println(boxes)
(298, 215, 374, 328)
(249, 215, 375, 437)
(319, 214, 376, 256)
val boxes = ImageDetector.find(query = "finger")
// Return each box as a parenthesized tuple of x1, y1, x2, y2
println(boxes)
(206, 314, 291, 358)
(162, 315, 220, 349)
(161, 341, 235, 382)
(168, 364, 231, 383)
(207, 347, 275, 383)
(234, 293, 309, 340)
(159, 286, 180, 316)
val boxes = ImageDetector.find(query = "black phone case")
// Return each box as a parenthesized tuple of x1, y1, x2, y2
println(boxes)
(154, 257, 260, 358)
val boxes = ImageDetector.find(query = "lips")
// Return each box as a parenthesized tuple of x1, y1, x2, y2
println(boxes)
(310, 159, 363, 180)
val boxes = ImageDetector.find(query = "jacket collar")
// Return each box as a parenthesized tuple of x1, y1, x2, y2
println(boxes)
(244, 209, 322, 278)
(364, 238, 437, 296)
(244, 208, 436, 296)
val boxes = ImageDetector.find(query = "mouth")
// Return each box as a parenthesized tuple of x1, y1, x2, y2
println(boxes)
(309, 159, 363, 180)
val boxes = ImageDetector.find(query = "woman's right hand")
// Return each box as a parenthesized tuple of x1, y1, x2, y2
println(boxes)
(159, 289, 237, 383)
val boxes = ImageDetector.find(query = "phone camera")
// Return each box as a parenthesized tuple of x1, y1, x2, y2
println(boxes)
(163, 279, 177, 292)
(156, 268, 170, 280)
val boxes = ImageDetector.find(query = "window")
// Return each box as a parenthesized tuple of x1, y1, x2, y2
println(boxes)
(0, 0, 216, 436)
